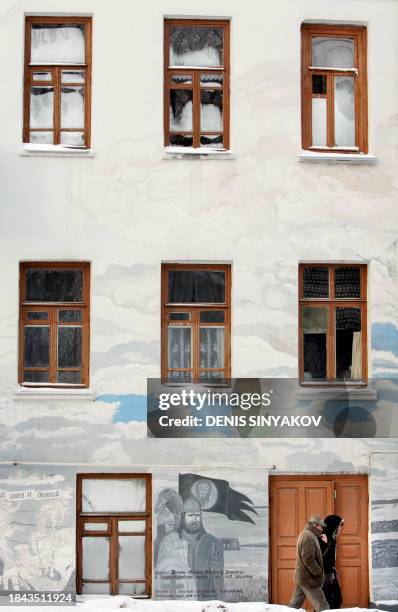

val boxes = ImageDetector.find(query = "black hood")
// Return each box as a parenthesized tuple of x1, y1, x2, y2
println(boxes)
(324, 514, 343, 537)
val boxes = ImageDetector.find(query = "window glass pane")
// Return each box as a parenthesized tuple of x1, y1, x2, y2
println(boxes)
(84, 523, 108, 531)
(336, 307, 362, 380)
(32, 71, 52, 81)
(82, 479, 146, 513)
(169, 26, 224, 68)
(25, 268, 83, 302)
(169, 134, 193, 147)
(57, 371, 82, 384)
(200, 311, 225, 323)
(303, 267, 329, 298)
(82, 583, 110, 594)
(334, 76, 355, 147)
(200, 135, 223, 149)
(27, 311, 48, 320)
(62, 70, 85, 83)
(58, 310, 82, 322)
(200, 371, 224, 383)
(312, 98, 327, 146)
(118, 583, 146, 596)
(118, 520, 146, 533)
(312, 75, 327, 95)
(168, 371, 192, 383)
(168, 270, 225, 303)
(169, 312, 190, 321)
(57, 327, 82, 368)
(30, 87, 54, 128)
(31, 24, 85, 64)
(335, 267, 361, 298)
(23, 370, 49, 383)
(168, 327, 192, 368)
(201, 74, 223, 87)
(312, 37, 355, 68)
(60, 131, 85, 146)
(29, 131, 54, 144)
(61, 86, 84, 128)
(170, 74, 192, 85)
(82, 537, 110, 580)
(200, 90, 223, 131)
(118, 536, 145, 580)
(170, 89, 193, 131)
(24, 327, 50, 367)
(302, 306, 328, 381)
(200, 328, 224, 369)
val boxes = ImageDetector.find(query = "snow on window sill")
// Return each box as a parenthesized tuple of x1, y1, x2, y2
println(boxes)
(163, 146, 235, 160)
(299, 150, 377, 164)
(14, 386, 96, 401)
(20, 144, 95, 158)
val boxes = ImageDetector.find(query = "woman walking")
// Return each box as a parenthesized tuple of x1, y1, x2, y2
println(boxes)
(320, 515, 344, 609)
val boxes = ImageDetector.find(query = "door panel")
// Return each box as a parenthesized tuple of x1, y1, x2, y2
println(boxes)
(270, 479, 333, 606)
(270, 475, 369, 608)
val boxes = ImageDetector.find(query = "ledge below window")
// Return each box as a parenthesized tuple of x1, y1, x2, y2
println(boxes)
(20, 144, 95, 158)
(13, 386, 96, 401)
(163, 146, 235, 160)
(299, 150, 377, 164)
(296, 385, 377, 401)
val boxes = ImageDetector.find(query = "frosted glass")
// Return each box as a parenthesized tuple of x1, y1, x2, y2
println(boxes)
(84, 523, 108, 531)
(170, 90, 193, 131)
(32, 72, 52, 81)
(201, 74, 223, 88)
(118, 536, 145, 580)
(29, 131, 53, 144)
(62, 70, 85, 83)
(168, 327, 192, 369)
(61, 87, 84, 128)
(168, 371, 192, 382)
(171, 74, 192, 85)
(30, 87, 54, 128)
(82, 583, 110, 594)
(200, 328, 224, 369)
(31, 24, 85, 63)
(312, 37, 354, 68)
(312, 98, 327, 146)
(200, 91, 223, 131)
(60, 131, 85, 146)
(118, 520, 146, 532)
(334, 76, 355, 147)
(169, 26, 223, 67)
(118, 583, 146, 596)
(82, 479, 146, 513)
(82, 537, 110, 580)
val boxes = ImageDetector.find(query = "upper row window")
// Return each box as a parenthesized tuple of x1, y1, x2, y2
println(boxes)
(23, 16, 92, 147)
(164, 19, 230, 150)
(301, 23, 367, 153)
(22, 18, 368, 154)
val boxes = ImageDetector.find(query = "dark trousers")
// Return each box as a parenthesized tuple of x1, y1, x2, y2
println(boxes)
(289, 583, 330, 612)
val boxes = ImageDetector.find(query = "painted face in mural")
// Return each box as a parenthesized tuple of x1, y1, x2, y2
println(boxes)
(183, 511, 202, 533)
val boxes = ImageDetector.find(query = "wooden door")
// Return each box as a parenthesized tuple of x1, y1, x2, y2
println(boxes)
(269, 475, 369, 608)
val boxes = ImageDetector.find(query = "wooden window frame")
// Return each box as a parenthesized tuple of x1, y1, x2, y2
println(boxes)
(161, 263, 231, 383)
(18, 261, 90, 388)
(301, 23, 367, 154)
(164, 18, 230, 150)
(299, 263, 367, 385)
(23, 16, 92, 147)
(76, 473, 152, 597)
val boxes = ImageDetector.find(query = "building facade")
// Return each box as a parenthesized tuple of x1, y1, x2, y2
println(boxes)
(0, 0, 397, 605)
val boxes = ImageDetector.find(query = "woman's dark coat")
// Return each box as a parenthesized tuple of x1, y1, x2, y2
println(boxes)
(320, 514, 343, 608)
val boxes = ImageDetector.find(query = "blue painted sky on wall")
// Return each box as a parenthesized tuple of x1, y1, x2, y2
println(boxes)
(97, 394, 147, 422)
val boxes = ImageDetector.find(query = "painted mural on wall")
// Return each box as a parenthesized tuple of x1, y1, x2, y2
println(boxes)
(154, 470, 267, 602)
(0, 466, 75, 593)
(370, 453, 398, 602)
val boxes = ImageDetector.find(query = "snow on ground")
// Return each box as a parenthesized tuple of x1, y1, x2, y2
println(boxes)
(0, 604, 384, 612)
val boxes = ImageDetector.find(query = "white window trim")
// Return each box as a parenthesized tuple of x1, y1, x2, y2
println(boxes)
(14, 386, 96, 401)
(20, 144, 94, 158)
(299, 150, 377, 164)
(163, 146, 235, 160)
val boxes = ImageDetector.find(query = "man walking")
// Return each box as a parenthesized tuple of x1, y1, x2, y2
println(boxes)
(288, 514, 330, 612)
